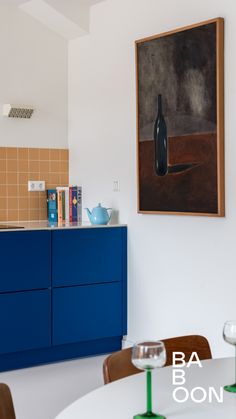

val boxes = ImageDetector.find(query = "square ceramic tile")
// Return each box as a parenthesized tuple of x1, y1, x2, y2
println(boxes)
(18, 148, 28, 160)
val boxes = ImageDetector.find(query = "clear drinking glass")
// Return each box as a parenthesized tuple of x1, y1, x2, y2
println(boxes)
(223, 320, 236, 392)
(132, 341, 167, 419)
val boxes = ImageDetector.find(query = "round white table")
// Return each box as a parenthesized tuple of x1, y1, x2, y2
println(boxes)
(56, 358, 236, 419)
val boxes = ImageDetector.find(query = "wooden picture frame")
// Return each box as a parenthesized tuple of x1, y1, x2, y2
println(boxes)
(136, 18, 224, 216)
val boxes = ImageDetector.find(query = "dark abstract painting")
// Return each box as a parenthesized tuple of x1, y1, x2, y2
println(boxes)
(136, 18, 224, 216)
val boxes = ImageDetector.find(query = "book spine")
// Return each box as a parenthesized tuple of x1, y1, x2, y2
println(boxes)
(65, 188, 69, 222)
(77, 186, 82, 223)
(62, 190, 66, 221)
(72, 187, 78, 222)
(56, 187, 69, 223)
(58, 191, 63, 224)
(47, 189, 58, 223)
(69, 187, 73, 223)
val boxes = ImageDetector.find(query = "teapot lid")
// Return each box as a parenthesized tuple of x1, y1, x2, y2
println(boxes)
(94, 203, 103, 210)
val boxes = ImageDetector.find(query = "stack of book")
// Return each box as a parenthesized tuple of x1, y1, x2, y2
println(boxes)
(47, 186, 82, 224)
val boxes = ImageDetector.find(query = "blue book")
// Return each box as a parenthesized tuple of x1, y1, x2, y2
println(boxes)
(72, 186, 78, 222)
(47, 189, 58, 223)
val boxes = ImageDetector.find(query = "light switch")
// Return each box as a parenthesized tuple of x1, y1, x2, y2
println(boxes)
(113, 180, 120, 192)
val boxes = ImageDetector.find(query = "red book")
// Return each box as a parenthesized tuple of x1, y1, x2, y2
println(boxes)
(69, 187, 73, 223)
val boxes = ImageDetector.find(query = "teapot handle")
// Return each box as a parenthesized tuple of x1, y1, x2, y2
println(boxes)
(106, 208, 112, 211)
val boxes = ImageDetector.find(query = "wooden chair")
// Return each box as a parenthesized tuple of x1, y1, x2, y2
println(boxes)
(0, 384, 16, 419)
(103, 335, 212, 384)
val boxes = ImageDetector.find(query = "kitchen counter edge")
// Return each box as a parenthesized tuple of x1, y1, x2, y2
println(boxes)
(0, 222, 127, 232)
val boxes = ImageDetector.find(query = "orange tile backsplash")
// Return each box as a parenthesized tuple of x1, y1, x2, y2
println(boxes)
(0, 147, 69, 222)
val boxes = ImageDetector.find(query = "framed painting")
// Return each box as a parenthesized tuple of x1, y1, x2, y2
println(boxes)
(136, 18, 224, 216)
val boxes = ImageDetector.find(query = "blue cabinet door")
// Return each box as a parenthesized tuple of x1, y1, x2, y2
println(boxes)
(53, 283, 123, 345)
(52, 228, 126, 287)
(0, 231, 51, 292)
(0, 290, 51, 355)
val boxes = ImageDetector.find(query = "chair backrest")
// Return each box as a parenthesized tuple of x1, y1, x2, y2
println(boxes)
(103, 335, 212, 384)
(0, 384, 16, 419)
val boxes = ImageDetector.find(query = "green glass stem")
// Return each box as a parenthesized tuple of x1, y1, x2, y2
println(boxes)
(224, 344, 236, 393)
(133, 369, 166, 419)
(235, 345, 236, 384)
(146, 370, 152, 415)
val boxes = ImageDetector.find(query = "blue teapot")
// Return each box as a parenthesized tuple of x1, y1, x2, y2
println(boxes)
(85, 203, 112, 225)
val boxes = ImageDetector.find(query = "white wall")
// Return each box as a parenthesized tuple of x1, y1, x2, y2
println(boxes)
(0, 5, 68, 148)
(69, 0, 236, 358)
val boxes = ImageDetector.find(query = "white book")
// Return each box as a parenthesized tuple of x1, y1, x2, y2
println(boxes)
(56, 187, 69, 222)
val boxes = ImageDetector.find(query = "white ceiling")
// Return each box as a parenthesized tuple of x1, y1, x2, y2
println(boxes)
(0, 0, 25, 4)
(0, 0, 105, 39)
(0, 0, 104, 5)
(88, 0, 105, 3)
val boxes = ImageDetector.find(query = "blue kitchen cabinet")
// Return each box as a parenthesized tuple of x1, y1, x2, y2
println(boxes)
(53, 282, 123, 345)
(0, 226, 127, 372)
(52, 228, 125, 287)
(0, 290, 51, 355)
(0, 231, 51, 292)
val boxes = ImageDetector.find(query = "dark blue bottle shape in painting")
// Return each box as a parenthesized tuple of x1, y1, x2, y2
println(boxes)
(154, 94, 168, 176)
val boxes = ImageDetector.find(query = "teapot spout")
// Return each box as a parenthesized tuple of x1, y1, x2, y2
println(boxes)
(85, 208, 92, 222)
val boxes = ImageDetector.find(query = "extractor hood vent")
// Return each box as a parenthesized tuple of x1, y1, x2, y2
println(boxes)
(3, 104, 34, 119)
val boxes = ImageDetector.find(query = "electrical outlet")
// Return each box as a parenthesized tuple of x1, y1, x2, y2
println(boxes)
(28, 180, 45, 192)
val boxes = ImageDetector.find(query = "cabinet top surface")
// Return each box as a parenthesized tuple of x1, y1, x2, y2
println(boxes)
(0, 221, 127, 233)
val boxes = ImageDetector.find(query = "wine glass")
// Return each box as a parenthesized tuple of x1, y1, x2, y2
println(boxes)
(132, 341, 167, 419)
(223, 320, 236, 392)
